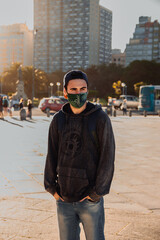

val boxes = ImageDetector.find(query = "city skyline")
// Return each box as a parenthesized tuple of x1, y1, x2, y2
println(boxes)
(0, 0, 159, 52)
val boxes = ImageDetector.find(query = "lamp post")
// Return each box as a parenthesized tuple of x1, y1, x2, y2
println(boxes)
(32, 29, 38, 105)
(56, 82, 61, 96)
(121, 82, 126, 95)
(0, 77, 2, 93)
(50, 83, 54, 97)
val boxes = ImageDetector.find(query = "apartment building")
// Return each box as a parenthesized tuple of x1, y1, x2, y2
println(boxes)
(34, 0, 112, 73)
(0, 23, 33, 73)
(112, 49, 126, 66)
(125, 16, 160, 66)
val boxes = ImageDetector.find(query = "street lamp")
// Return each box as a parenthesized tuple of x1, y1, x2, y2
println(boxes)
(0, 77, 2, 93)
(32, 29, 38, 104)
(50, 83, 54, 97)
(121, 82, 126, 95)
(56, 82, 61, 96)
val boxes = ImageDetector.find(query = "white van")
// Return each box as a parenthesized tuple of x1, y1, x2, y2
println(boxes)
(113, 95, 139, 109)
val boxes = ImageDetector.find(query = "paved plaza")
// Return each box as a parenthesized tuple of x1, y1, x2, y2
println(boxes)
(0, 111, 160, 239)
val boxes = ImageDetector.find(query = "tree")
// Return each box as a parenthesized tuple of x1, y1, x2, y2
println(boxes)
(122, 60, 160, 95)
(22, 66, 49, 98)
(112, 80, 122, 96)
(0, 63, 49, 99)
(134, 82, 147, 95)
(85, 63, 124, 99)
(1, 62, 21, 94)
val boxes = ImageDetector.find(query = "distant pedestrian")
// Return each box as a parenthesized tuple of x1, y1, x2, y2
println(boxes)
(8, 96, 13, 117)
(27, 99, 33, 119)
(44, 70, 115, 240)
(3, 96, 9, 116)
(0, 95, 4, 119)
(96, 98, 102, 107)
(121, 99, 127, 115)
(19, 98, 23, 110)
(92, 97, 96, 104)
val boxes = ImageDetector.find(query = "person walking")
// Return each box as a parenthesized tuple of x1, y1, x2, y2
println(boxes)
(27, 99, 33, 119)
(44, 70, 115, 240)
(3, 96, 9, 116)
(19, 98, 24, 110)
(121, 99, 127, 115)
(8, 96, 13, 117)
(0, 95, 4, 119)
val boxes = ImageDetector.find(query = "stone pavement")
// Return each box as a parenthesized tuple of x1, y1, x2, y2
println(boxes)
(0, 115, 160, 240)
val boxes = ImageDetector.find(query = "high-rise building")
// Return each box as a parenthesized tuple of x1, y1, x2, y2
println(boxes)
(111, 49, 126, 66)
(34, 0, 112, 73)
(99, 6, 112, 64)
(0, 24, 33, 73)
(125, 16, 160, 66)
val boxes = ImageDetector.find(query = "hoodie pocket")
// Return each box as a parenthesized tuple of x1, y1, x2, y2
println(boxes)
(57, 166, 89, 198)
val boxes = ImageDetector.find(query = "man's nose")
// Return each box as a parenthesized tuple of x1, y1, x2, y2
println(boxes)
(75, 90, 81, 94)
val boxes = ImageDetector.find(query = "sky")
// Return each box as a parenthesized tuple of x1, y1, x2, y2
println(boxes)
(0, 0, 159, 52)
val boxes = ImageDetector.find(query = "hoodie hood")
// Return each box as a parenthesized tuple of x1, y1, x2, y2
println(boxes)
(61, 101, 102, 116)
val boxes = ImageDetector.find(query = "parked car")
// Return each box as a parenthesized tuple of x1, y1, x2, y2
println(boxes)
(113, 95, 139, 109)
(108, 97, 117, 106)
(38, 97, 64, 113)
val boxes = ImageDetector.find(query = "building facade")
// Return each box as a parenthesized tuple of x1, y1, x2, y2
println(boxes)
(112, 49, 126, 66)
(0, 24, 33, 73)
(34, 0, 112, 73)
(125, 16, 160, 66)
(99, 5, 112, 64)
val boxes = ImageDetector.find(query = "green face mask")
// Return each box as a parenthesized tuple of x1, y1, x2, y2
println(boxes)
(67, 92, 88, 108)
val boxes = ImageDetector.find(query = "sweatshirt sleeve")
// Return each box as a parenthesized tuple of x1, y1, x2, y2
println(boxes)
(44, 116, 59, 196)
(89, 114, 115, 201)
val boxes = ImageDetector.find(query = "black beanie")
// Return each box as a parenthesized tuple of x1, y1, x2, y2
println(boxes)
(63, 70, 88, 89)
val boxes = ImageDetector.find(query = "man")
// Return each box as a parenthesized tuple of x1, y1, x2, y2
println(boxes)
(44, 70, 115, 240)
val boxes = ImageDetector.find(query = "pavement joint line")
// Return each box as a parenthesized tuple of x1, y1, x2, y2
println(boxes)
(25, 207, 54, 213)
(22, 192, 46, 195)
(112, 184, 160, 207)
(0, 216, 44, 224)
(0, 171, 20, 195)
(8, 235, 17, 240)
(107, 194, 153, 214)
(116, 222, 132, 236)
(40, 215, 55, 223)
(118, 189, 160, 201)
(20, 167, 44, 187)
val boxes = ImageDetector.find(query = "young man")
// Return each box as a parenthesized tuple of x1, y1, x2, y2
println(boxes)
(44, 70, 115, 240)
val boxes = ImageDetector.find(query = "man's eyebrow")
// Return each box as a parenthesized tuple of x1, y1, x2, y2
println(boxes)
(70, 86, 87, 90)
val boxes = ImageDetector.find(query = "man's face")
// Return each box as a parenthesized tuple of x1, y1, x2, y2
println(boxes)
(64, 79, 87, 98)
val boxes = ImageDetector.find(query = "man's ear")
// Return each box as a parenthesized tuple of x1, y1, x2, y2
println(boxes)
(63, 87, 68, 99)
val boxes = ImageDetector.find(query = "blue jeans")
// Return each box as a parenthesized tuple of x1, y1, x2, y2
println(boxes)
(56, 197, 105, 240)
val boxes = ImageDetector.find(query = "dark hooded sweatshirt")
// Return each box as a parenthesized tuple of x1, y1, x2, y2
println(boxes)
(44, 102, 115, 202)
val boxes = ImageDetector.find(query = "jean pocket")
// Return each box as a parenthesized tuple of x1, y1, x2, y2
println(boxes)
(87, 199, 100, 204)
